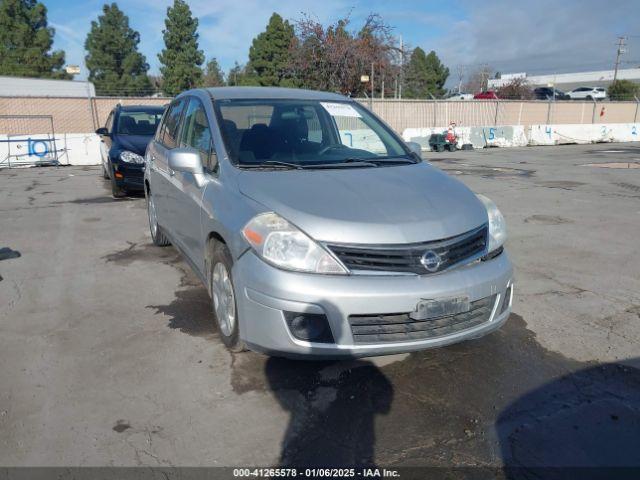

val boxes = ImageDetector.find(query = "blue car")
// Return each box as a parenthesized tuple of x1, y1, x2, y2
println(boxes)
(96, 104, 165, 197)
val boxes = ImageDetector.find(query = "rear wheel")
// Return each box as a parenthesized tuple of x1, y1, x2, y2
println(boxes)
(146, 190, 170, 246)
(209, 242, 246, 352)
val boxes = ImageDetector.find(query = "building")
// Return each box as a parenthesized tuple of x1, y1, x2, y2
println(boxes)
(488, 68, 640, 91)
(0, 76, 96, 98)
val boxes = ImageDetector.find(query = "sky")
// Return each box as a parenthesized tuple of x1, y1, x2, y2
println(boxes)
(46, 0, 640, 87)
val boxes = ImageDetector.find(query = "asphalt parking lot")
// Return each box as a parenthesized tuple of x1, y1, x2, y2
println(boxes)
(1, 143, 639, 470)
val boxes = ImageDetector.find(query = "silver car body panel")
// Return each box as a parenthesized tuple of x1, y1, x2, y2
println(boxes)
(144, 87, 514, 358)
(236, 163, 488, 245)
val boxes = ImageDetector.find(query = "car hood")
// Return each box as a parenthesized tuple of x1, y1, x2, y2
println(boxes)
(113, 135, 153, 156)
(237, 163, 488, 244)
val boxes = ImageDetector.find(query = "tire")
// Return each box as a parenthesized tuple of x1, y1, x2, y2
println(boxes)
(437, 145, 445, 152)
(146, 191, 170, 246)
(110, 174, 126, 198)
(448, 143, 457, 152)
(586, 96, 593, 101)
(209, 242, 246, 352)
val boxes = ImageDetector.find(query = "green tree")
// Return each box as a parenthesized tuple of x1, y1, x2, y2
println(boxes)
(0, 0, 69, 78)
(608, 79, 639, 101)
(247, 13, 295, 87)
(85, 3, 152, 96)
(403, 47, 449, 98)
(226, 61, 259, 86)
(202, 57, 224, 87)
(158, 0, 204, 96)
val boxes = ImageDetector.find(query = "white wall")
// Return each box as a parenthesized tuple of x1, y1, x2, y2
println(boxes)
(403, 123, 640, 151)
(2, 123, 640, 167)
(0, 133, 101, 167)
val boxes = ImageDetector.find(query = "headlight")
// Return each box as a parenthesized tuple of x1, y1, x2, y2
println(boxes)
(119, 150, 144, 164)
(477, 194, 507, 252)
(242, 212, 347, 274)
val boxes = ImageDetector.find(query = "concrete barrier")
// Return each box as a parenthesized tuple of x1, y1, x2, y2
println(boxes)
(404, 123, 640, 151)
(3, 123, 639, 167)
(527, 123, 640, 145)
(403, 125, 527, 150)
(0, 133, 100, 167)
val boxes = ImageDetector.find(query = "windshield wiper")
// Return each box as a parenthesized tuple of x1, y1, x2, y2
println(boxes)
(238, 160, 304, 170)
(304, 158, 380, 169)
(366, 156, 421, 165)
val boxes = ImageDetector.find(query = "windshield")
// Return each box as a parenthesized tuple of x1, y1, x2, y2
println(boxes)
(116, 110, 163, 136)
(214, 99, 413, 168)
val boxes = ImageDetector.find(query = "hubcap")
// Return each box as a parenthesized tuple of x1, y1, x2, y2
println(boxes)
(147, 194, 158, 238)
(212, 262, 235, 336)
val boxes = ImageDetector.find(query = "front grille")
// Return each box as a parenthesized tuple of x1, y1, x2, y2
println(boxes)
(349, 295, 497, 344)
(326, 224, 487, 275)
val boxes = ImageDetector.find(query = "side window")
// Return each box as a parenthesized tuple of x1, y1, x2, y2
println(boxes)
(154, 106, 169, 142)
(105, 112, 114, 132)
(160, 99, 187, 149)
(180, 98, 215, 171)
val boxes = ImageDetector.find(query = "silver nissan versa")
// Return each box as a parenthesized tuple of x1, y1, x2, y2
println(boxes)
(144, 87, 513, 358)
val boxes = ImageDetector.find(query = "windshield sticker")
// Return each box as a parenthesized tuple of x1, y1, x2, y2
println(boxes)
(320, 102, 362, 118)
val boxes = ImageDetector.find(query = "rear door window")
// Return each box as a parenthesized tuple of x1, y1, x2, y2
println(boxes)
(160, 99, 187, 149)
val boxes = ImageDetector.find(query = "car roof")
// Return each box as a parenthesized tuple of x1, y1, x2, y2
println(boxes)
(199, 86, 349, 101)
(116, 104, 165, 112)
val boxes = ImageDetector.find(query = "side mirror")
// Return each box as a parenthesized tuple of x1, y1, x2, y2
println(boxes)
(406, 141, 423, 157)
(95, 127, 109, 136)
(168, 148, 204, 175)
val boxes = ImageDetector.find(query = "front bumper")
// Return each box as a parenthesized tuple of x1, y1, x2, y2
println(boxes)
(112, 162, 144, 191)
(233, 249, 514, 358)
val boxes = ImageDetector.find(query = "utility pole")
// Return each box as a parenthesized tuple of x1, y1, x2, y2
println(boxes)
(613, 36, 627, 82)
(371, 62, 375, 100)
(399, 35, 403, 99)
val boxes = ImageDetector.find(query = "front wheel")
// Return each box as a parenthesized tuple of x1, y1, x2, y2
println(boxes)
(210, 242, 246, 352)
(110, 175, 126, 198)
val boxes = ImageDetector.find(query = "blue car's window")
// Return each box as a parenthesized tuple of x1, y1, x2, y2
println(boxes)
(116, 111, 163, 136)
(215, 99, 410, 167)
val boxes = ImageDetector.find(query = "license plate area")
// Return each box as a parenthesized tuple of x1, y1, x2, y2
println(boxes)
(410, 296, 470, 321)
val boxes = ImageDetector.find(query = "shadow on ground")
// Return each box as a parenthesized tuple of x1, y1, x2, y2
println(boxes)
(230, 314, 640, 473)
(103, 240, 640, 473)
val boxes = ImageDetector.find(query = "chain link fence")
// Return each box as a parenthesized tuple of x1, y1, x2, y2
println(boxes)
(1, 95, 640, 136)
(359, 99, 640, 133)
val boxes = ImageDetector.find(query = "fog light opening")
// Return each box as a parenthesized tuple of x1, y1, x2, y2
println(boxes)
(500, 284, 513, 314)
(284, 312, 334, 344)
